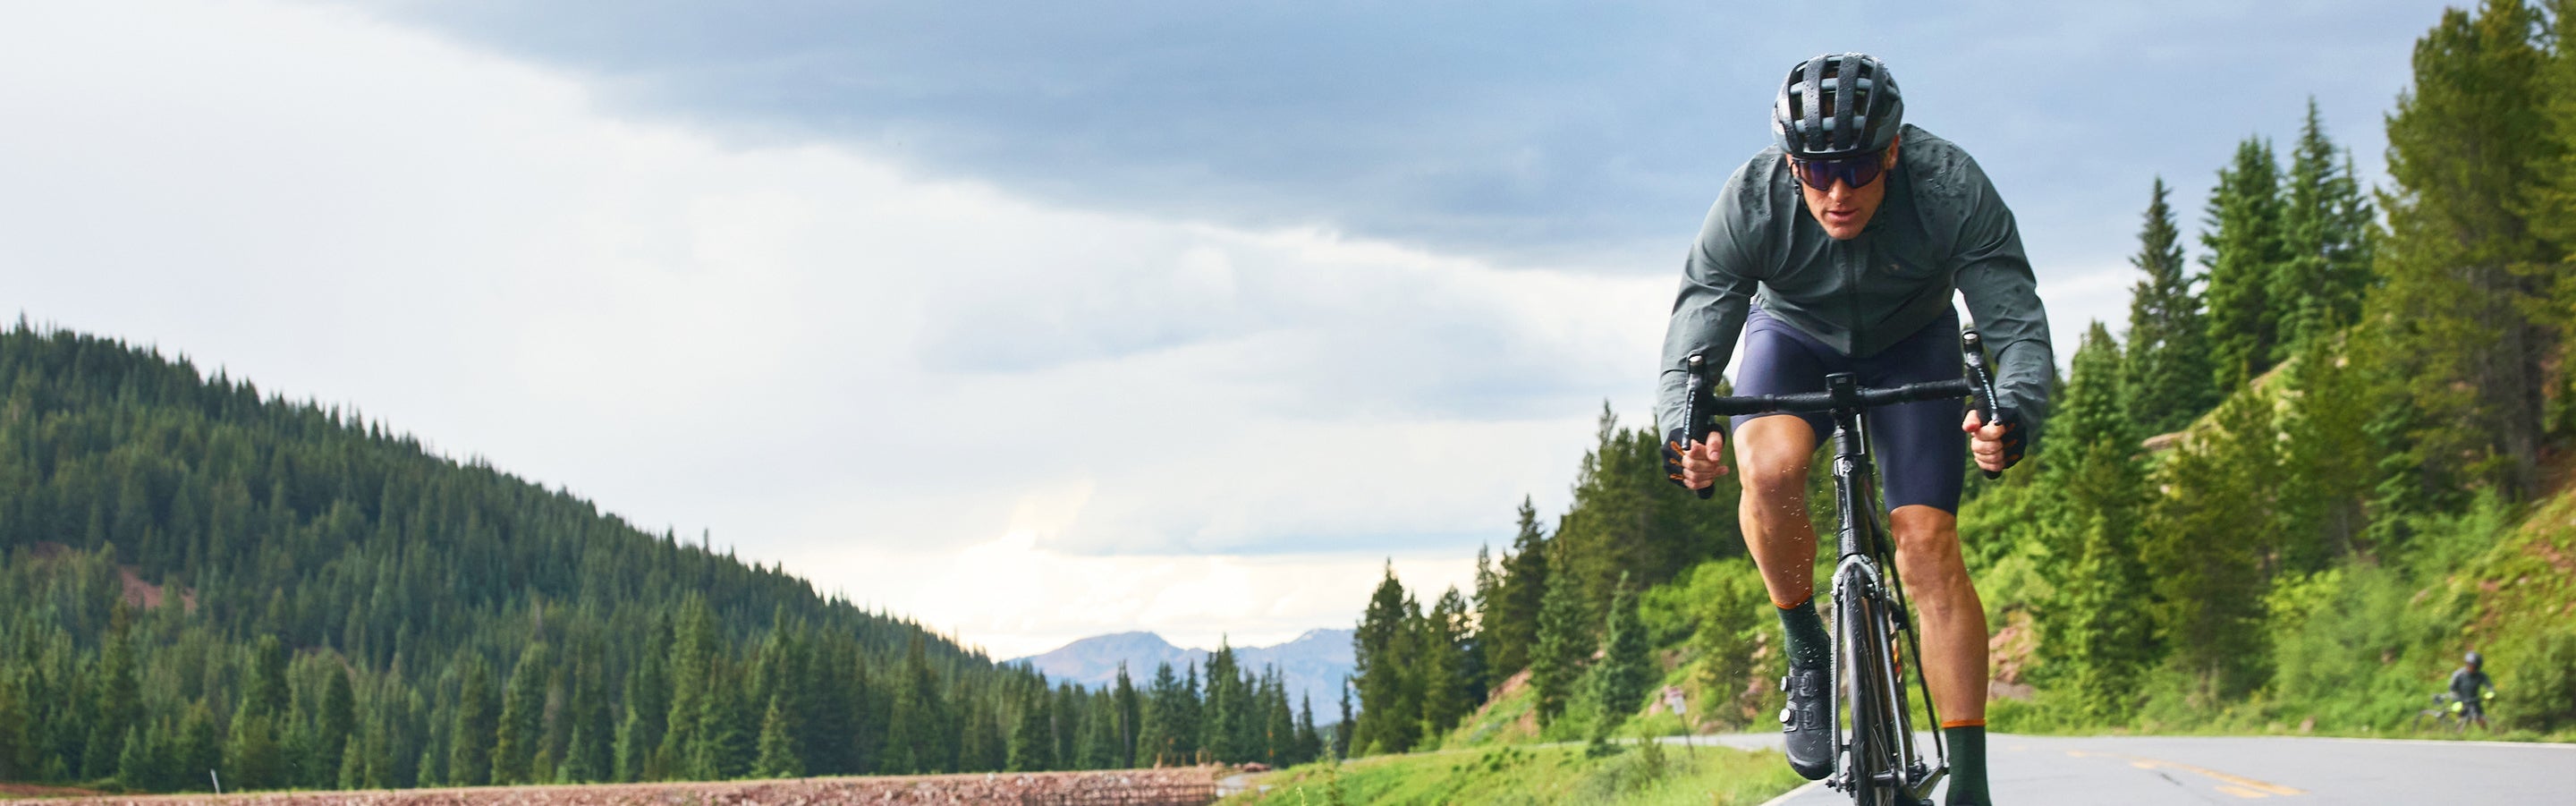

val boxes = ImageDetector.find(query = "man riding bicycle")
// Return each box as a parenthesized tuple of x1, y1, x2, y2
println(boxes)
(2450, 651, 2496, 730)
(1657, 53, 2053, 806)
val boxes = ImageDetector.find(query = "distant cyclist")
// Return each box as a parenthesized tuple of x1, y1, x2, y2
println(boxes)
(1657, 53, 2053, 806)
(2450, 651, 2495, 730)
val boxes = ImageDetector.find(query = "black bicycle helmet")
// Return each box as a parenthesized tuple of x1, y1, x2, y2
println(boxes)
(1772, 53, 1904, 160)
(2466, 650, 2483, 666)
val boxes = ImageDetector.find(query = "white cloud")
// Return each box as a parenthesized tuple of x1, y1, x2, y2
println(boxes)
(0, 0, 1648, 656)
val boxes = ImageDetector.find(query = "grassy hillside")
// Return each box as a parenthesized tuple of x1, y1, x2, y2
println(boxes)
(1219, 742, 1801, 806)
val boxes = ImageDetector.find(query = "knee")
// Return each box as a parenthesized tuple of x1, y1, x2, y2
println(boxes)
(1890, 507, 1965, 581)
(1894, 523, 1960, 567)
(1733, 428, 1813, 498)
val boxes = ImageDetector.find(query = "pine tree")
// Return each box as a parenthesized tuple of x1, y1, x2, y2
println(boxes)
(1181, 663, 1207, 763)
(226, 635, 294, 790)
(614, 615, 673, 781)
(1415, 588, 1472, 742)
(175, 700, 219, 791)
(1294, 693, 1321, 765)
(2529, 0, 2576, 441)
(753, 693, 803, 778)
(1140, 663, 1183, 767)
(2274, 98, 2377, 361)
(81, 612, 140, 780)
(1112, 663, 1140, 768)
(2371, 0, 2562, 502)
(1529, 561, 1591, 726)
(2040, 323, 2157, 723)
(1203, 641, 1244, 762)
(1080, 693, 1122, 769)
(1348, 564, 1420, 754)
(490, 641, 549, 785)
(318, 664, 356, 786)
(960, 699, 1007, 773)
(2139, 389, 2278, 702)
(2123, 177, 2219, 436)
(2274, 330, 2376, 568)
(0, 672, 29, 783)
(114, 725, 159, 793)
(557, 650, 610, 783)
(884, 634, 947, 774)
(1487, 497, 1549, 679)
(2203, 136, 2290, 391)
(1586, 573, 1654, 743)
(693, 663, 755, 780)
(446, 656, 498, 786)
(659, 598, 718, 779)
(1008, 678, 1055, 771)
(1333, 677, 1353, 760)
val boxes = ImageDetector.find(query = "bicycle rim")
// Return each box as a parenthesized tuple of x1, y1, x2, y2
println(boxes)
(1840, 579, 1903, 806)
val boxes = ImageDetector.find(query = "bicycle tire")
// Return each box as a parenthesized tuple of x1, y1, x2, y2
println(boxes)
(1840, 576, 1907, 806)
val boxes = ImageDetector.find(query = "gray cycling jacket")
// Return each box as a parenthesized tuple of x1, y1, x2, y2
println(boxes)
(1656, 124, 2054, 448)
(2449, 667, 2492, 703)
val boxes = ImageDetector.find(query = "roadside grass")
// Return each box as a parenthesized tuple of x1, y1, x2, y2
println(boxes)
(1218, 742, 1803, 806)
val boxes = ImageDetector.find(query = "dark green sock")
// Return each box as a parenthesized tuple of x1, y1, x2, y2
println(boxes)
(1776, 599, 1829, 668)
(1944, 724, 1988, 806)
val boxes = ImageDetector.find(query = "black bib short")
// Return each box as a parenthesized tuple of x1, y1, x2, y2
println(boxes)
(1729, 304, 1969, 513)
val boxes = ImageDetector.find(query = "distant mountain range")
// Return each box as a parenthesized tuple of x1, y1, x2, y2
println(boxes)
(1008, 629, 1355, 714)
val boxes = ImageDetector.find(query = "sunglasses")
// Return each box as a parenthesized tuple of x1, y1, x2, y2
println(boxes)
(1790, 153, 1887, 191)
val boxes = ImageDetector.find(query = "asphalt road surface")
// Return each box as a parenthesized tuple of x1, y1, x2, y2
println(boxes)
(1660, 732, 2576, 804)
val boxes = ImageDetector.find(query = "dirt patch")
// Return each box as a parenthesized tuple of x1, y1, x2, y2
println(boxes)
(117, 565, 196, 614)
(1987, 609, 2038, 691)
(1486, 667, 1530, 700)
(0, 781, 106, 798)
(14, 542, 196, 614)
(40, 768, 1223, 805)
(1455, 667, 1542, 742)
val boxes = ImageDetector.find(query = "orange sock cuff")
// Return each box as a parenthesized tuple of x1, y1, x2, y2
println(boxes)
(1940, 719, 1987, 730)
(1771, 595, 1812, 610)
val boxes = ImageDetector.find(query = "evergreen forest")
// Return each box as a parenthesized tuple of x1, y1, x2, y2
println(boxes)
(0, 324, 1327, 793)
(1350, 0, 2576, 754)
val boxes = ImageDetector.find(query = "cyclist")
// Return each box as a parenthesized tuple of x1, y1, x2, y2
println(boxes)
(2449, 651, 2495, 730)
(1657, 53, 2053, 806)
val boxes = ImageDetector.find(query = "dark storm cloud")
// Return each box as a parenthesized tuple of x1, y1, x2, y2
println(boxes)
(350, 1, 2447, 272)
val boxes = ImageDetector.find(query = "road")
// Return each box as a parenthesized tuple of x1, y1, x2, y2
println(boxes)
(1657, 733, 2576, 804)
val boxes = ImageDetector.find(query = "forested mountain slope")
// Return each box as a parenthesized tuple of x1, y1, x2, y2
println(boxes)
(0, 323, 1325, 793)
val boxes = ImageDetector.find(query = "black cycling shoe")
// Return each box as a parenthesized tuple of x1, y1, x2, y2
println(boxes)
(1778, 664, 1832, 780)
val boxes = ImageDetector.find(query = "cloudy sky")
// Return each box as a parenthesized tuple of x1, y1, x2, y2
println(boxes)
(4, 0, 2451, 658)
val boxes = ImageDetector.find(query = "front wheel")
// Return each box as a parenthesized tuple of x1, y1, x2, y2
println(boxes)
(1839, 577, 1905, 806)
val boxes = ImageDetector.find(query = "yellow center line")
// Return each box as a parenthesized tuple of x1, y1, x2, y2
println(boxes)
(2065, 751, 2307, 797)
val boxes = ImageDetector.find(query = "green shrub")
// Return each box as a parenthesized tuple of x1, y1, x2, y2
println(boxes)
(2504, 630, 2576, 734)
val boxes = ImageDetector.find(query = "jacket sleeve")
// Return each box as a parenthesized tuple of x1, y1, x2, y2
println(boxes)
(1948, 156, 2054, 450)
(1657, 175, 1765, 441)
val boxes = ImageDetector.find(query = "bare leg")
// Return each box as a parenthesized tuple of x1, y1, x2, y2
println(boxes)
(1733, 416, 1820, 607)
(1890, 505, 1986, 724)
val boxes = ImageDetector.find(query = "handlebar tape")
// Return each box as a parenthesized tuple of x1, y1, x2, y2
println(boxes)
(1684, 352, 1716, 500)
(1961, 329, 2004, 480)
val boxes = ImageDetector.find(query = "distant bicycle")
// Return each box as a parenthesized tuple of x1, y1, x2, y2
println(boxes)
(2411, 691, 2496, 734)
